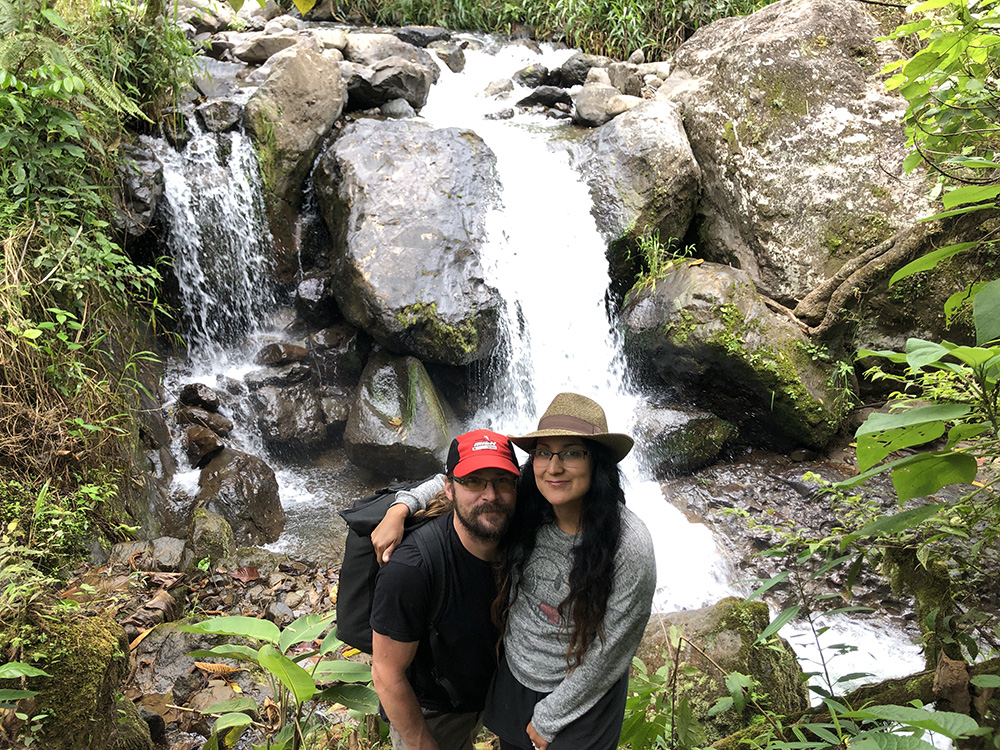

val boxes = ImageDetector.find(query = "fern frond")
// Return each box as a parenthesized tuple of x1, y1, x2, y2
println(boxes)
(55, 42, 146, 120)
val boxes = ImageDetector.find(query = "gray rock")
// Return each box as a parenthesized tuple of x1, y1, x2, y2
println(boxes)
(179, 383, 221, 412)
(186, 506, 236, 570)
(381, 97, 417, 118)
(343, 32, 439, 82)
(572, 82, 621, 127)
(632, 403, 737, 475)
(115, 143, 163, 237)
(295, 273, 341, 327)
(344, 351, 453, 477)
(516, 85, 570, 108)
(310, 27, 347, 51)
(514, 63, 548, 88)
(623, 261, 849, 449)
(605, 94, 644, 117)
(151, 537, 187, 571)
(232, 30, 300, 64)
(396, 25, 451, 48)
(314, 119, 504, 365)
(195, 98, 242, 132)
(244, 361, 313, 390)
(252, 382, 329, 452)
(196, 449, 284, 544)
(579, 100, 701, 256)
(552, 51, 612, 87)
(429, 40, 466, 73)
(309, 323, 369, 387)
(662, 0, 932, 304)
(254, 342, 309, 366)
(184, 425, 224, 468)
(608, 61, 642, 96)
(175, 406, 233, 437)
(628, 48, 646, 65)
(484, 78, 514, 97)
(176, 0, 234, 33)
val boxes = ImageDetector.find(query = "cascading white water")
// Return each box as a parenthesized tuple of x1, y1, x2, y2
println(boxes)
(420, 39, 736, 612)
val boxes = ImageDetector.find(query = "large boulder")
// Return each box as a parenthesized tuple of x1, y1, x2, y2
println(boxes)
(632, 402, 738, 476)
(244, 46, 346, 264)
(195, 448, 284, 544)
(637, 598, 808, 743)
(342, 32, 439, 82)
(578, 100, 702, 266)
(623, 262, 849, 449)
(342, 56, 435, 111)
(661, 0, 932, 305)
(314, 119, 504, 365)
(344, 351, 453, 477)
(252, 381, 330, 454)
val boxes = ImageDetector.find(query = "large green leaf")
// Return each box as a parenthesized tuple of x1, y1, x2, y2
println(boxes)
(311, 659, 373, 684)
(850, 732, 939, 750)
(278, 612, 336, 654)
(943, 184, 1000, 208)
(314, 683, 380, 713)
(178, 616, 280, 645)
(0, 688, 38, 705)
(258, 644, 316, 704)
(848, 503, 943, 541)
(890, 452, 979, 501)
(756, 605, 799, 644)
(0, 662, 50, 679)
(974, 279, 1000, 345)
(905, 338, 954, 369)
(215, 712, 253, 732)
(320, 628, 344, 656)
(845, 705, 980, 739)
(889, 242, 978, 286)
(204, 696, 258, 714)
(855, 404, 971, 471)
(187, 645, 261, 664)
(948, 345, 1000, 368)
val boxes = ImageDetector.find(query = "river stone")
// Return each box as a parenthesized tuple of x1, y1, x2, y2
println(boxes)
(314, 118, 503, 365)
(179, 382, 221, 412)
(244, 46, 345, 250)
(364, 55, 436, 110)
(514, 63, 548, 88)
(344, 351, 453, 477)
(232, 29, 300, 64)
(396, 25, 451, 48)
(195, 98, 242, 132)
(429, 40, 466, 73)
(254, 342, 308, 366)
(661, 0, 933, 304)
(195, 449, 284, 544)
(608, 61, 642, 96)
(244, 361, 313, 390)
(572, 82, 622, 127)
(579, 100, 701, 286)
(637, 598, 808, 743)
(552, 51, 612, 87)
(252, 382, 329, 453)
(175, 405, 233, 437)
(176, 0, 234, 34)
(309, 323, 369, 387)
(296, 273, 341, 327)
(516, 85, 570, 108)
(623, 262, 847, 449)
(342, 32, 439, 82)
(633, 402, 737, 475)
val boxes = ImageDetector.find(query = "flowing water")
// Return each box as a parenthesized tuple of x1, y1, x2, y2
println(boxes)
(152, 33, 923, 692)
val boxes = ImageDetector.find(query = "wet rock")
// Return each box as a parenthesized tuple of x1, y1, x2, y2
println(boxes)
(115, 143, 163, 237)
(514, 63, 548, 88)
(484, 78, 514, 97)
(266, 600, 295, 626)
(314, 118, 504, 365)
(607, 61, 643, 97)
(184, 425, 224, 468)
(395, 25, 451, 48)
(344, 351, 453, 477)
(516, 85, 570, 108)
(551, 51, 612, 87)
(244, 361, 313, 390)
(193, 56, 245, 98)
(578, 99, 701, 290)
(232, 29, 300, 64)
(151, 537, 187, 571)
(196, 98, 242, 132)
(623, 261, 848, 449)
(295, 273, 342, 327)
(633, 403, 737, 475)
(196, 449, 284, 545)
(572, 82, 621, 127)
(343, 32, 439, 80)
(179, 383, 221, 412)
(429, 40, 466, 73)
(186, 507, 236, 569)
(254, 342, 309, 366)
(344, 55, 435, 111)
(252, 382, 330, 453)
(138, 704, 166, 742)
(309, 324, 369, 387)
(175, 405, 233, 437)
(381, 97, 417, 118)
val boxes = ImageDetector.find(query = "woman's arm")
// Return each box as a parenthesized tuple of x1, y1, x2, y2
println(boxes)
(370, 474, 446, 563)
(530, 515, 656, 742)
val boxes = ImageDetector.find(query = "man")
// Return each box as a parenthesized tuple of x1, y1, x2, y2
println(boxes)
(370, 429, 520, 750)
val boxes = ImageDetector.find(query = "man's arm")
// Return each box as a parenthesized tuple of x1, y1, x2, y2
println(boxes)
(371, 631, 439, 750)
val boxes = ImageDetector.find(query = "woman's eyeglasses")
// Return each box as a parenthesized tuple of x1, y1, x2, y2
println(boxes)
(529, 448, 590, 466)
(452, 475, 518, 492)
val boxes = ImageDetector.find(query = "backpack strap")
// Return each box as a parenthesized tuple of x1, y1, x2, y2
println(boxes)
(412, 519, 464, 711)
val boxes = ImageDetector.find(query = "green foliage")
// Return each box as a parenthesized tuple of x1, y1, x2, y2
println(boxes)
(179, 615, 381, 750)
(256, 0, 777, 59)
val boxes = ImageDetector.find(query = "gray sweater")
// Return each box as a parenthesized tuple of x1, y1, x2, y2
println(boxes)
(505, 505, 656, 742)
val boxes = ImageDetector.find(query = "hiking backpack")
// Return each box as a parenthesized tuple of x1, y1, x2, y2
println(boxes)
(336, 479, 448, 654)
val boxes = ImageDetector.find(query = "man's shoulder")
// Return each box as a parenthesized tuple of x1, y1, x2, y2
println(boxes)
(389, 512, 453, 570)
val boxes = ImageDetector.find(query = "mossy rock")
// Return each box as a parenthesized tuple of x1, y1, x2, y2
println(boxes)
(637, 597, 809, 744)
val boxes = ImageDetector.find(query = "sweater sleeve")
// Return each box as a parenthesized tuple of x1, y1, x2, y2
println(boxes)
(530, 513, 656, 742)
(391, 474, 445, 515)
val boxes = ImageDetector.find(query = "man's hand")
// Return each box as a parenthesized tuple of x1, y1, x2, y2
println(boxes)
(372, 503, 410, 564)
(527, 721, 549, 750)
(372, 632, 439, 750)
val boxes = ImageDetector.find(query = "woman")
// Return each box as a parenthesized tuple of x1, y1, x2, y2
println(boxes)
(484, 392, 656, 750)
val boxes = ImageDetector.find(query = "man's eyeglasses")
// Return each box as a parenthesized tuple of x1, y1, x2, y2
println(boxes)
(529, 448, 590, 466)
(452, 474, 518, 492)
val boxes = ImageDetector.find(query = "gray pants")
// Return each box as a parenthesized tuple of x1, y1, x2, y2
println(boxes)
(389, 708, 483, 750)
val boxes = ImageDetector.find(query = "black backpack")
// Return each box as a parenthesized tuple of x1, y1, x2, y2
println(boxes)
(336, 478, 448, 654)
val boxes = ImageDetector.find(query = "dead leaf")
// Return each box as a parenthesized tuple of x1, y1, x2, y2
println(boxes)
(130, 628, 155, 651)
(195, 662, 245, 677)
(231, 566, 261, 584)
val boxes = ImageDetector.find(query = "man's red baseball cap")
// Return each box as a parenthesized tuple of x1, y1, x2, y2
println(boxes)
(446, 430, 520, 477)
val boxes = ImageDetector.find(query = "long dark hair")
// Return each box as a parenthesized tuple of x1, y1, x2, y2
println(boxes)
(493, 439, 625, 668)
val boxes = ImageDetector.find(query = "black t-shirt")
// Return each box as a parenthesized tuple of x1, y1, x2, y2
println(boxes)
(370, 512, 500, 712)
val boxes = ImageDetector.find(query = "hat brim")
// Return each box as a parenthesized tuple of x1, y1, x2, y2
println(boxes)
(509, 430, 634, 464)
(452, 453, 521, 478)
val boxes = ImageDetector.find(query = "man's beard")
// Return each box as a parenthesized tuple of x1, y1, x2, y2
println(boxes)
(455, 501, 513, 541)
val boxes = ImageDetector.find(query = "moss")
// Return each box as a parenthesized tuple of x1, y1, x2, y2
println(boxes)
(821, 211, 893, 263)
(397, 301, 481, 358)
(110, 696, 153, 750)
(404, 358, 449, 434)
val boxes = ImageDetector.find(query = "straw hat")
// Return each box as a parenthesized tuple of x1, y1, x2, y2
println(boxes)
(509, 392, 634, 463)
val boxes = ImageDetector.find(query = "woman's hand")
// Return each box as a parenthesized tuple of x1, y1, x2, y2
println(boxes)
(526, 721, 549, 750)
(371, 503, 410, 564)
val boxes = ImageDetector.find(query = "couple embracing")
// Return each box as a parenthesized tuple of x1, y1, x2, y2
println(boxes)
(368, 393, 657, 750)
